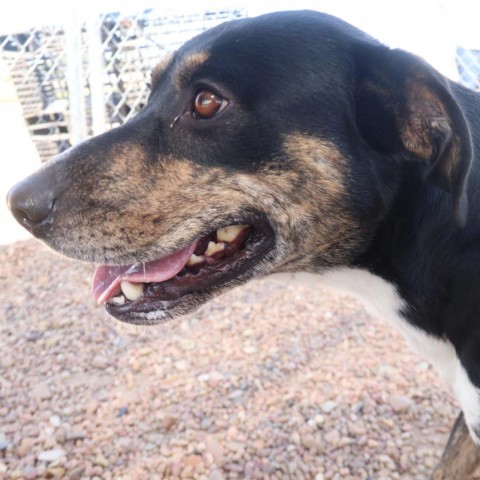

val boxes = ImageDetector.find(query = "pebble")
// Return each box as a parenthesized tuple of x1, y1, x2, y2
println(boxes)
(94, 455, 109, 468)
(201, 417, 213, 430)
(91, 355, 109, 369)
(321, 401, 337, 413)
(324, 429, 341, 446)
(68, 465, 85, 480)
(314, 414, 325, 427)
(66, 431, 87, 442)
(49, 415, 61, 427)
(46, 466, 66, 477)
(17, 437, 35, 456)
(206, 437, 224, 464)
(30, 383, 52, 400)
(389, 395, 413, 413)
(0, 438, 10, 451)
(37, 449, 66, 462)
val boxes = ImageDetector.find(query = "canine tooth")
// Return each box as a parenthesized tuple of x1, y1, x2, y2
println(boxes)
(108, 295, 126, 305)
(187, 254, 204, 266)
(205, 241, 225, 257)
(121, 281, 144, 301)
(216, 224, 249, 243)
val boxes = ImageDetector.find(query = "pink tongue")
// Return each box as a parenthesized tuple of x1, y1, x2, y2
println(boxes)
(92, 241, 197, 304)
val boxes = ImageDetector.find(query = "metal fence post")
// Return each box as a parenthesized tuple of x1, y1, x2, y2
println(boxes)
(64, 5, 86, 145)
(86, 13, 106, 136)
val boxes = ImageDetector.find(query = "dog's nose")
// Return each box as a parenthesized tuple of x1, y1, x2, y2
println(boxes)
(6, 177, 56, 232)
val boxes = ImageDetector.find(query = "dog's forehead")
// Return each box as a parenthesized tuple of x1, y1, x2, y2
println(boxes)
(151, 11, 368, 96)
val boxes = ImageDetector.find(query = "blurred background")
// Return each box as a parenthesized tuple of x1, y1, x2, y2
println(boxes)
(0, 1, 479, 479)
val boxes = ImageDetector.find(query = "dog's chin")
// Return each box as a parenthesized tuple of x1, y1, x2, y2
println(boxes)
(101, 220, 276, 325)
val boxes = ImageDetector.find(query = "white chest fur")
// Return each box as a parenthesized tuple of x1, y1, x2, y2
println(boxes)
(271, 268, 480, 444)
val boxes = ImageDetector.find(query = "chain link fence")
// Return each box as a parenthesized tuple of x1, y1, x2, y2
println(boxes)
(1, 6, 480, 162)
(0, 5, 247, 161)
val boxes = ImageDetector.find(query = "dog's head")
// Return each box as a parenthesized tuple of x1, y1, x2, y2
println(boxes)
(7, 11, 472, 324)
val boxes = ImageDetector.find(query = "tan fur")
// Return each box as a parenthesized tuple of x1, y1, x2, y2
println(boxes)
(173, 52, 209, 90)
(51, 132, 357, 275)
(150, 52, 175, 89)
(401, 80, 449, 160)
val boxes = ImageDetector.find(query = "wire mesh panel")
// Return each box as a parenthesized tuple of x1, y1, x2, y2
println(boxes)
(456, 46, 480, 92)
(1, 26, 72, 161)
(0, 5, 246, 161)
(95, 7, 247, 129)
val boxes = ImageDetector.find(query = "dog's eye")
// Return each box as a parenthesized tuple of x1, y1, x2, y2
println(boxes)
(193, 90, 227, 119)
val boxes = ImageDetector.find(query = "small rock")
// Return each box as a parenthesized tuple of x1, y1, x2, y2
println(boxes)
(65, 431, 86, 442)
(224, 462, 243, 472)
(324, 429, 340, 446)
(206, 437, 224, 464)
(243, 346, 257, 354)
(49, 416, 61, 428)
(175, 360, 189, 371)
(116, 437, 134, 452)
(30, 383, 52, 400)
(22, 465, 38, 480)
(321, 401, 337, 413)
(0, 438, 10, 451)
(160, 415, 178, 431)
(55, 428, 66, 445)
(201, 417, 213, 430)
(17, 437, 35, 456)
(94, 455, 109, 468)
(25, 330, 44, 341)
(209, 468, 225, 480)
(46, 466, 66, 477)
(184, 454, 203, 468)
(118, 407, 128, 417)
(37, 449, 66, 462)
(315, 474, 325, 480)
(181, 465, 194, 478)
(0, 463, 7, 474)
(91, 355, 109, 369)
(180, 339, 196, 351)
(86, 400, 99, 415)
(389, 395, 413, 413)
(302, 435, 324, 453)
(314, 414, 325, 427)
(68, 465, 85, 480)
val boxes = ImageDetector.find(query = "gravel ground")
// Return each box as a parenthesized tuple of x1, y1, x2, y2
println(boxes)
(0, 240, 458, 480)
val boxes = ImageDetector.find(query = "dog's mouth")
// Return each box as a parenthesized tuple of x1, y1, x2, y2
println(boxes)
(92, 221, 274, 323)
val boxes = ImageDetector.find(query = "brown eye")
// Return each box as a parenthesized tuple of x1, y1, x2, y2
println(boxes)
(193, 90, 226, 119)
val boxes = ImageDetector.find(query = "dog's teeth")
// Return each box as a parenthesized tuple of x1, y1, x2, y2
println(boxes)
(108, 295, 126, 305)
(205, 241, 225, 257)
(216, 224, 249, 243)
(120, 281, 144, 301)
(187, 254, 204, 266)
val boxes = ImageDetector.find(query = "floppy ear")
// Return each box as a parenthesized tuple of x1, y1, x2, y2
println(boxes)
(353, 44, 473, 225)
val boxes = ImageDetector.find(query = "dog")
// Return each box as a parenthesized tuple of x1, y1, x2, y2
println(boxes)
(7, 10, 480, 446)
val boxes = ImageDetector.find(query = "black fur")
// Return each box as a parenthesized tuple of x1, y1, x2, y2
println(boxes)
(7, 9, 480, 441)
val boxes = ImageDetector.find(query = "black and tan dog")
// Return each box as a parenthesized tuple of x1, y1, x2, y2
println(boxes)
(7, 11, 480, 446)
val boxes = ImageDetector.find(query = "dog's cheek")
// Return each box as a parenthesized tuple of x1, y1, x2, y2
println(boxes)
(260, 133, 361, 270)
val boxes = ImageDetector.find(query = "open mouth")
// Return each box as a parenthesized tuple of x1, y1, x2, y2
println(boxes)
(92, 221, 274, 323)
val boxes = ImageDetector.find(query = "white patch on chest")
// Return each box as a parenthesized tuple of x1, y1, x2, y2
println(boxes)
(270, 268, 480, 443)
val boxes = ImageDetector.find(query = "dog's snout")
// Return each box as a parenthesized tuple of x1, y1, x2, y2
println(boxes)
(7, 177, 56, 232)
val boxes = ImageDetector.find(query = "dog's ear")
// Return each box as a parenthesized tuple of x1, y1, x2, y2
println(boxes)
(353, 44, 472, 225)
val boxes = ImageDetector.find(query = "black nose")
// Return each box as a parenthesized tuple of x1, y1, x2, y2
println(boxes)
(6, 177, 56, 232)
